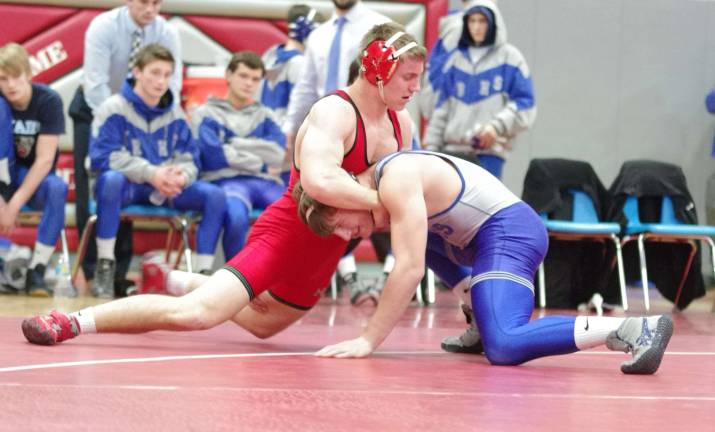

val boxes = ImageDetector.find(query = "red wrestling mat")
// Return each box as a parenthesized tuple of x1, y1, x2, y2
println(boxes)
(1, 291, 714, 431)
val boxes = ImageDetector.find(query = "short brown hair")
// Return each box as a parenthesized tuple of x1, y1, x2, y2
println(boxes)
(359, 22, 427, 64)
(0, 43, 31, 77)
(133, 43, 174, 71)
(226, 51, 265, 76)
(292, 180, 338, 237)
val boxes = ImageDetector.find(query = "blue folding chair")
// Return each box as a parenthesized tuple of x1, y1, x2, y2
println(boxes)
(538, 190, 627, 310)
(71, 202, 199, 283)
(621, 195, 715, 311)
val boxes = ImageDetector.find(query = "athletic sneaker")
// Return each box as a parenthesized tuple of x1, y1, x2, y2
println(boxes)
(21, 310, 80, 345)
(346, 273, 378, 306)
(441, 303, 484, 354)
(26, 264, 51, 297)
(92, 258, 115, 299)
(606, 315, 674, 374)
(441, 324, 484, 354)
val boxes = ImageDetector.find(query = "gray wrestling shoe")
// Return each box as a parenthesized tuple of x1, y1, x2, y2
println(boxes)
(343, 273, 379, 306)
(606, 315, 674, 375)
(441, 304, 484, 354)
(441, 324, 484, 354)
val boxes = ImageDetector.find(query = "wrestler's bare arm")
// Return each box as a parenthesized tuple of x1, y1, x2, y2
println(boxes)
(315, 167, 427, 358)
(298, 98, 380, 211)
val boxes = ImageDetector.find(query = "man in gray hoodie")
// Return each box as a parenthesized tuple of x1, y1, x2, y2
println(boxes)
(423, 0, 536, 180)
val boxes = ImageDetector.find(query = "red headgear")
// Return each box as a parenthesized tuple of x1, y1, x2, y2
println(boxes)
(361, 31, 418, 86)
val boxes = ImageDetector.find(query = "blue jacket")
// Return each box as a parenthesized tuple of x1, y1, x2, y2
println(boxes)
(0, 97, 13, 185)
(89, 80, 199, 185)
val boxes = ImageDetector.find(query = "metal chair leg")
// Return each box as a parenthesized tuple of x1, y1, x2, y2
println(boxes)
(330, 272, 337, 301)
(538, 262, 546, 308)
(178, 217, 193, 273)
(611, 233, 628, 311)
(71, 214, 97, 283)
(424, 268, 435, 305)
(636, 234, 650, 311)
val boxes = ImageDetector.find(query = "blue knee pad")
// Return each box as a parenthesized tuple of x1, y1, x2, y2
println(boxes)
(471, 278, 577, 366)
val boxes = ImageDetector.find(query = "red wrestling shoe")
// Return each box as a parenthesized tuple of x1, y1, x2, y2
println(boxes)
(21, 310, 80, 345)
(139, 254, 171, 294)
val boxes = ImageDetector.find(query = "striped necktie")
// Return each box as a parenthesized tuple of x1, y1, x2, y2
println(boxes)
(127, 29, 142, 75)
(324, 16, 347, 94)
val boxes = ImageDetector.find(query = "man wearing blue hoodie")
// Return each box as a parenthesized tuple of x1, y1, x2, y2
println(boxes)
(89, 44, 226, 298)
(423, 0, 536, 180)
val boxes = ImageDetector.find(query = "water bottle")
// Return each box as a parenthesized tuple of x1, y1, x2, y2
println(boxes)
(149, 190, 167, 205)
(53, 254, 77, 298)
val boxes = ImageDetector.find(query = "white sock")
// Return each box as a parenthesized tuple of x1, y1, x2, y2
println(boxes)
(70, 307, 97, 333)
(29, 242, 55, 268)
(382, 254, 395, 273)
(573, 316, 626, 349)
(166, 270, 193, 296)
(96, 237, 116, 261)
(195, 254, 214, 272)
(337, 254, 357, 277)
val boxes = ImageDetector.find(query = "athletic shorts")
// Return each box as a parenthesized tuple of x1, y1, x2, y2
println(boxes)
(224, 192, 347, 310)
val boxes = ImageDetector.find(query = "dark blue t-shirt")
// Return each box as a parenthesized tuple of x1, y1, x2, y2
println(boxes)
(8, 83, 65, 169)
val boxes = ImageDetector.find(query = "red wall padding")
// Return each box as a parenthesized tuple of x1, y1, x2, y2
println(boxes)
(0, 4, 77, 44)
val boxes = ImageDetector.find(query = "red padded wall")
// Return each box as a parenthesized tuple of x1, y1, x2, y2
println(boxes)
(0, 4, 77, 44)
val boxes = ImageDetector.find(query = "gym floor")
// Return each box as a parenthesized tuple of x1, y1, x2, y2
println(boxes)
(0, 283, 713, 431)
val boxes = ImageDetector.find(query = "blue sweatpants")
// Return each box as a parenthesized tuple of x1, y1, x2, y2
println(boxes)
(214, 175, 285, 258)
(95, 170, 226, 255)
(13, 166, 67, 246)
(427, 202, 578, 365)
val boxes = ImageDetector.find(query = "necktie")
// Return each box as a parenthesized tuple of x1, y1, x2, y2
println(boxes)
(127, 29, 142, 75)
(324, 16, 347, 94)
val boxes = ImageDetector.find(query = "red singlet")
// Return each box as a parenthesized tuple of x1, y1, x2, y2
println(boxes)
(224, 90, 404, 309)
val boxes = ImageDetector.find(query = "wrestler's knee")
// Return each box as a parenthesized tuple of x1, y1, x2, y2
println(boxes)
(166, 299, 224, 331)
(482, 332, 527, 366)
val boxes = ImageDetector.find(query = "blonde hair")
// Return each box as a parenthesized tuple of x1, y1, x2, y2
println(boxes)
(292, 180, 338, 237)
(0, 43, 31, 77)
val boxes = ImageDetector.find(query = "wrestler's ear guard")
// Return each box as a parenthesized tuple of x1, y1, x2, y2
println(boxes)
(360, 31, 418, 86)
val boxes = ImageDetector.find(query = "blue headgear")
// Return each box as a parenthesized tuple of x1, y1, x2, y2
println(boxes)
(288, 9, 317, 43)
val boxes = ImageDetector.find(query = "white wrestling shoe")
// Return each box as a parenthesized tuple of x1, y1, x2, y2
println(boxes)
(606, 315, 674, 374)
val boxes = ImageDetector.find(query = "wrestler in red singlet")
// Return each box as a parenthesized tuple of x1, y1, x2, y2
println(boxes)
(224, 90, 404, 309)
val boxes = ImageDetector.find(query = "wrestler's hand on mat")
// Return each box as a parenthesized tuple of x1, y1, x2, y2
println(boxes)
(314, 336, 374, 358)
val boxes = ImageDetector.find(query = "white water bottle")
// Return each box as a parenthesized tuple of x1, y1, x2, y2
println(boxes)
(53, 254, 76, 298)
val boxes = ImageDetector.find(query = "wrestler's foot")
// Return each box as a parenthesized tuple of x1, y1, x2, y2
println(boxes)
(22, 310, 80, 346)
(606, 315, 673, 374)
(441, 323, 484, 354)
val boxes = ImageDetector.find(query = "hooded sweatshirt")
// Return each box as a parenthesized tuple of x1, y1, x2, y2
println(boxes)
(89, 79, 198, 185)
(193, 96, 285, 183)
(260, 44, 305, 127)
(423, 0, 536, 159)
